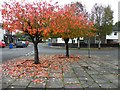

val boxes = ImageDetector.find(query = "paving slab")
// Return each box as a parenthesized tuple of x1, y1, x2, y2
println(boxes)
(99, 83, 118, 88)
(63, 72, 76, 78)
(11, 78, 30, 86)
(88, 64, 100, 68)
(49, 73, 62, 78)
(63, 67, 73, 73)
(109, 79, 118, 86)
(91, 75, 110, 84)
(2, 76, 16, 85)
(64, 83, 82, 88)
(2, 84, 10, 90)
(75, 71, 88, 77)
(28, 82, 46, 88)
(108, 69, 118, 74)
(64, 78, 80, 84)
(90, 74, 106, 79)
(73, 67, 84, 71)
(86, 70, 99, 75)
(94, 78, 110, 84)
(81, 83, 90, 88)
(80, 80, 95, 87)
(88, 83, 100, 88)
(26, 88, 45, 90)
(104, 74, 118, 80)
(46, 88, 64, 90)
(70, 62, 81, 68)
(28, 78, 47, 88)
(78, 75, 93, 81)
(77, 60, 86, 64)
(46, 78, 63, 88)
(2, 76, 16, 89)
(6, 85, 26, 90)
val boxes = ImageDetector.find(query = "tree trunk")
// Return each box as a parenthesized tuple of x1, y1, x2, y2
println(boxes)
(77, 37, 80, 49)
(98, 38, 101, 49)
(64, 38, 69, 58)
(33, 43, 39, 64)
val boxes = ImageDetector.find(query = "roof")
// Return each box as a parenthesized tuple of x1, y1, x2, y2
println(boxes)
(113, 26, 120, 31)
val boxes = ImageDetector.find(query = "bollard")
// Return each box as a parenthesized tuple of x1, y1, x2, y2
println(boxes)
(48, 43, 51, 46)
(9, 43, 13, 49)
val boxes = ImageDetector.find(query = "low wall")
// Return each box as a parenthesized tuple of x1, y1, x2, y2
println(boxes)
(50, 43, 119, 48)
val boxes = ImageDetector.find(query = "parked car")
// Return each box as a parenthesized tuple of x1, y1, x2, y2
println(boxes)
(0, 41, 6, 48)
(16, 41, 27, 48)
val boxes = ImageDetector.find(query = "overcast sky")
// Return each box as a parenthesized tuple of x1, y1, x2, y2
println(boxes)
(0, 0, 119, 24)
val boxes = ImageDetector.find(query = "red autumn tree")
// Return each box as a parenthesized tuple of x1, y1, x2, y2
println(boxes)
(1, 0, 56, 64)
(50, 4, 96, 57)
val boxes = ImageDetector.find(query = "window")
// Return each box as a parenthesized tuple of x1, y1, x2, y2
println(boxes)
(114, 32, 117, 35)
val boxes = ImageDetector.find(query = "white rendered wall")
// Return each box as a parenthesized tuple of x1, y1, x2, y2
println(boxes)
(0, 28, 5, 41)
(106, 31, 118, 40)
(57, 38, 83, 43)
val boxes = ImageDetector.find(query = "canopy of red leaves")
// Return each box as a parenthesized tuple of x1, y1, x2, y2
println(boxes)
(2, 0, 96, 39)
(50, 4, 96, 39)
(1, 0, 57, 37)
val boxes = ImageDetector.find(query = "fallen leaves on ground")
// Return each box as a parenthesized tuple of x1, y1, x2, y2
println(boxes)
(2, 55, 80, 83)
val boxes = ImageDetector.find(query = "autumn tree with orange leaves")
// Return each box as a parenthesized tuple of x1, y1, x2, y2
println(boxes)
(50, 4, 96, 57)
(1, 0, 56, 64)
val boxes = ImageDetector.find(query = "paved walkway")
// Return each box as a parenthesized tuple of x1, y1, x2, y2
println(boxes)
(2, 55, 118, 90)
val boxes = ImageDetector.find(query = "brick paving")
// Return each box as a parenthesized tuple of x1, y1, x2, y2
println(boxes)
(1, 55, 119, 90)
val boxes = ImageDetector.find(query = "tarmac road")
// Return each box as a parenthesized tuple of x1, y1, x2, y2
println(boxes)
(0, 43, 118, 62)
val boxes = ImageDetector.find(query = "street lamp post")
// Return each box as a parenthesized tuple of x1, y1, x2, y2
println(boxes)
(88, 37, 91, 58)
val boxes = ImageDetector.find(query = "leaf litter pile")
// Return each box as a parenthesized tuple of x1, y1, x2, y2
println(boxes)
(2, 55, 80, 83)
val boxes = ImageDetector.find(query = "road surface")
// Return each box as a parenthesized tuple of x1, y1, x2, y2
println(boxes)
(1, 43, 118, 62)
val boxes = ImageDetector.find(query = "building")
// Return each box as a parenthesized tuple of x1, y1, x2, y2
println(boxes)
(0, 23, 16, 45)
(0, 23, 5, 41)
(106, 26, 120, 44)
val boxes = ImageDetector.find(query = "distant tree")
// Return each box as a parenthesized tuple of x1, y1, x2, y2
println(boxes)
(101, 5, 113, 35)
(15, 32, 29, 41)
(91, 4, 113, 49)
(15, 32, 23, 40)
